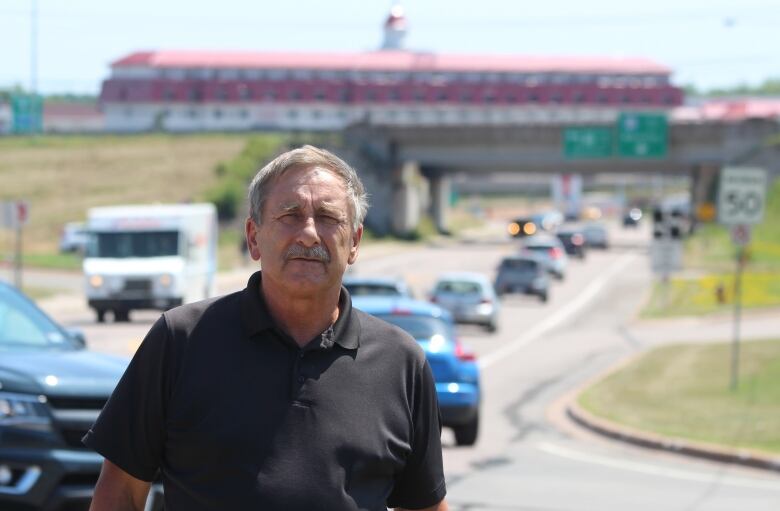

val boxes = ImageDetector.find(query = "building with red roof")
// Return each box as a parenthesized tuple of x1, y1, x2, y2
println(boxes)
(99, 5, 683, 132)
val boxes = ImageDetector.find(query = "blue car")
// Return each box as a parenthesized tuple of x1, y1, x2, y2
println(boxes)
(351, 296, 481, 446)
(0, 280, 130, 510)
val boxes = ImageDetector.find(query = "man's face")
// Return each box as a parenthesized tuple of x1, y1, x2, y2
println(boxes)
(245, 165, 362, 298)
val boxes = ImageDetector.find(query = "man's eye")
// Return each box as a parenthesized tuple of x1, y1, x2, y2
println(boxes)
(321, 215, 342, 225)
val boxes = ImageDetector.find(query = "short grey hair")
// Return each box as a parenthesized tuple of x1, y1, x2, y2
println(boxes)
(247, 145, 369, 232)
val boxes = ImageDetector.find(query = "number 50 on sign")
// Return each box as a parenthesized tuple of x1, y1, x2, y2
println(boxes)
(718, 167, 767, 225)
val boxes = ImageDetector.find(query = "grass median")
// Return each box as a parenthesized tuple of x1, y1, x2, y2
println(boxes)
(578, 339, 780, 455)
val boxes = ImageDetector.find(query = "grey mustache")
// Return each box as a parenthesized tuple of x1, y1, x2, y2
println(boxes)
(284, 244, 331, 263)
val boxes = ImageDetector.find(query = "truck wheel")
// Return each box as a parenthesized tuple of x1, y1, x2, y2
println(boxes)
(96, 309, 106, 323)
(114, 309, 130, 322)
(454, 415, 479, 446)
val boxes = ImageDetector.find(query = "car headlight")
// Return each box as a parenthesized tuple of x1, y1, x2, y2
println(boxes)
(0, 392, 53, 433)
(88, 274, 104, 288)
(158, 273, 173, 287)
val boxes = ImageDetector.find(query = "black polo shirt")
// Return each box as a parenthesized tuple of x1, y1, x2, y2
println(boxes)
(83, 271, 446, 510)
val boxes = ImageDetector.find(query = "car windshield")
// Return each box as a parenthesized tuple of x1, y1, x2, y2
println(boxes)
(375, 314, 453, 340)
(344, 283, 402, 296)
(524, 246, 553, 253)
(87, 230, 180, 258)
(0, 285, 75, 350)
(435, 281, 481, 294)
(501, 259, 538, 270)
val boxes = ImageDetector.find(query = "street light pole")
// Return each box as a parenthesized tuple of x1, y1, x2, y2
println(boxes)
(31, 0, 38, 94)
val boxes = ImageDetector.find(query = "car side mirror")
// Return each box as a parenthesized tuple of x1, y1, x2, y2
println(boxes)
(66, 328, 87, 348)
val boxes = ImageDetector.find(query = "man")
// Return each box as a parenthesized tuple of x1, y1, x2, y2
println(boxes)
(84, 145, 448, 511)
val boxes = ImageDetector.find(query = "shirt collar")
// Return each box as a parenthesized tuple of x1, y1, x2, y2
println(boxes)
(240, 271, 360, 350)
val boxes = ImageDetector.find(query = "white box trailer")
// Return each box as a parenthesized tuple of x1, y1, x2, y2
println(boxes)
(83, 203, 218, 322)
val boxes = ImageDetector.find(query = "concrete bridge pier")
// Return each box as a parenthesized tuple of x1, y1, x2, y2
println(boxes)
(428, 172, 452, 234)
(391, 161, 424, 237)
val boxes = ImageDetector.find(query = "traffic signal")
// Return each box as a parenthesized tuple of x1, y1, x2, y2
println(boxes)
(652, 207, 665, 239)
(653, 207, 685, 240)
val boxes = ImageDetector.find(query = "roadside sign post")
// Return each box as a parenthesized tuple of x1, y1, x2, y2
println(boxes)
(718, 167, 767, 391)
(1, 200, 29, 289)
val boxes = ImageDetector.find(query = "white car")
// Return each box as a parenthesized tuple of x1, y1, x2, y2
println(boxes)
(430, 272, 500, 332)
(58, 221, 89, 253)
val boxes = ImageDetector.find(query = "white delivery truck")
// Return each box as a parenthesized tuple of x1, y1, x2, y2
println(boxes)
(83, 203, 218, 322)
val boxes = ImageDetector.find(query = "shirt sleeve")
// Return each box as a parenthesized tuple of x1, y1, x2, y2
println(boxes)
(82, 315, 173, 482)
(386, 359, 447, 509)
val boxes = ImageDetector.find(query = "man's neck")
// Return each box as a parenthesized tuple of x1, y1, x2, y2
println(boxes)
(260, 280, 340, 347)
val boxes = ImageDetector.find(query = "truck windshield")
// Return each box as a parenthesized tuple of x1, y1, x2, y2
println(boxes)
(88, 231, 180, 258)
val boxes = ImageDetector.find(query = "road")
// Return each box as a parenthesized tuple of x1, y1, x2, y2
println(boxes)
(38, 220, 780, 510)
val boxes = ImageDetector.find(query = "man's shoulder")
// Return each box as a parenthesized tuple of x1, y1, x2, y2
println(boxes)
(352, 308, 427, 364)
(163, 289, 243, 335)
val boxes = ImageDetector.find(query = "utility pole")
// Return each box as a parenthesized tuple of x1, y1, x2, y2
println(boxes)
(31, 0, 38, 94)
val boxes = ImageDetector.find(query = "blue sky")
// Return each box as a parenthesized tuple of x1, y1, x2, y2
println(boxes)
(1, 0, 778, 94)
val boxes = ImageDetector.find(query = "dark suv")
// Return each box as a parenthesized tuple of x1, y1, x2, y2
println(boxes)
(494, 255, 549, 302)
(0, 281, 128, 510)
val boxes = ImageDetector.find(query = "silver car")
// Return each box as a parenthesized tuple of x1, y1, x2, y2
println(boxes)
(430, 272, 500, 332)
(519, 234, 568, 280)
(343, 275, 413, 298)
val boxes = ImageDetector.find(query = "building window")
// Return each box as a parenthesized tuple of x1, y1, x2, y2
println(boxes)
(215, 87, 228, 101)
(573, 91, 586, 103)
(287, 109, 299, 119)
(240, 109, 249, 119)
(387, 89, 400, 101)
(528, 91, 539, 103)
(118, 88, 128, 101)
(263, 90, 277, 101)
(436, 90, 448, 102)
(188, 109, 198, 118)
(365, 90, 377, 102)
(189, 88, 203, 102)
(238, 85, 251, 100)
(459, 90, 473, 102)
(288, 89, 302, 101)
(413, 90, 425, 102)
(214, 109, 223, 119)
(314, 90, 326, 101)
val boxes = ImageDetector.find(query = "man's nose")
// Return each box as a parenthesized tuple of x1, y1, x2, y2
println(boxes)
(296, 216, 321, 246)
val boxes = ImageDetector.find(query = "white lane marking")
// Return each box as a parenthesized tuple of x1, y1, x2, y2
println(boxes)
(537, 441, 780, 491)
(479, 252, 637, 369)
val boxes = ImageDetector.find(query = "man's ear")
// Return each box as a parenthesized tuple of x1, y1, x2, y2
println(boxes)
(245, 217, 262, 261)
(348, 225, 363, 265)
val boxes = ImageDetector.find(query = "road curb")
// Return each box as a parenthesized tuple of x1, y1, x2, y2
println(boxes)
(566, 398, 780, 474)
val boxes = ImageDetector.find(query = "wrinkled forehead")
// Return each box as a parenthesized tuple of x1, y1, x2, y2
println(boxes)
(265, 164, 350, 209)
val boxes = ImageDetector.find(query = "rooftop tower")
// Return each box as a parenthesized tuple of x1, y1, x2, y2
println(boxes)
(381, 3, 407, 50)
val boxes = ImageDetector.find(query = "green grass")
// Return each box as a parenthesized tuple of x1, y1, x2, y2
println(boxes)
(0, 251, 83, 271)
(642, 271, 780, 318)
(579, 340, 780, 454)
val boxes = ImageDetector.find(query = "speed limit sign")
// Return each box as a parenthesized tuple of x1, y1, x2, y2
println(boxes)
(718, 167, 767, 225)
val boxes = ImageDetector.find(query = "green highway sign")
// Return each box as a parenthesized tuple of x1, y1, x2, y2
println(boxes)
(11, 93, 43, 134)
(617, 112, 668, 158)
(563, 127, 613, 158)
